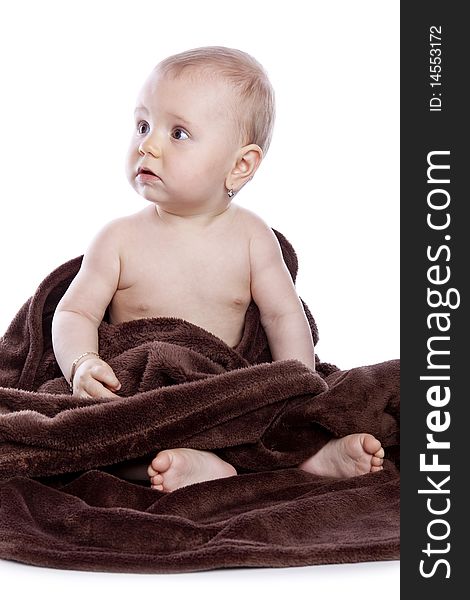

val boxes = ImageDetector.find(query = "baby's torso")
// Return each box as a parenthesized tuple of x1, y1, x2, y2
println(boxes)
(108, 204, 252, 348)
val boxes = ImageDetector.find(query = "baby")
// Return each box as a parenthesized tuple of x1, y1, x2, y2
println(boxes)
(52, 46, 384, 492)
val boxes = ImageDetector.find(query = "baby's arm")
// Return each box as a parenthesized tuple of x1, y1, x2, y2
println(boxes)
(52, 220, 122, 396)
(249, 220, 316, 371)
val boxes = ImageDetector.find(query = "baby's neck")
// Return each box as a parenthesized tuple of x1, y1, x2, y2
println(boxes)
(153, 202, 232, 230)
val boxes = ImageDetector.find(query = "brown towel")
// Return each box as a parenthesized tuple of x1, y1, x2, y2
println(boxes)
(0, 229, 399, 573)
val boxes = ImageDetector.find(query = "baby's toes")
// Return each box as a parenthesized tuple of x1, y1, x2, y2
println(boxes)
(151, 450, 173, 473)
(374, 447, 385, 459)
(371, 465, 384, 473)
(151, 474, 163, 485)
(371, 455, 384, 467)
(150, 473, 164, 491)
(148, 464, 158, 477)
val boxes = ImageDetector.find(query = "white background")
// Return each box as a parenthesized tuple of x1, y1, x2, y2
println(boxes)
(0, 0, 399, 597)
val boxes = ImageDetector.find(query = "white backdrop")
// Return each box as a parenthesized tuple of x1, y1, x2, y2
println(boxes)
(0, 0, 399, 597)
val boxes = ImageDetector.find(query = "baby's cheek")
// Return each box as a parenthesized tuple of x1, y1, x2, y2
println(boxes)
(124, 144, 137, 172)
(124, 159, 138, 188)
(197, 158, 227, 184)
(125, 170, 137, 192)
(181, 168, 209, 188)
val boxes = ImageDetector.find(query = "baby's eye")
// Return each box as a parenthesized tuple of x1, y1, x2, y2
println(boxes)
(137, 120, 149, 135)
(172, 128, 189, 140)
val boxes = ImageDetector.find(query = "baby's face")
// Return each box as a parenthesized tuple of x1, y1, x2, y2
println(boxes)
(126, 70, 242, 214)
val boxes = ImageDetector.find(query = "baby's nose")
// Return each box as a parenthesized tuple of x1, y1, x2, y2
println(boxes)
(139, 136, 162, 158)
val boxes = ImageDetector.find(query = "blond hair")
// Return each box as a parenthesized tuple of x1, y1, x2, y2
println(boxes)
(154, 46, 276, 155)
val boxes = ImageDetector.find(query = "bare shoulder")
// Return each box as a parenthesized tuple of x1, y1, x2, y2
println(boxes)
(233, 205, 275, 238)
(235, 206, 280, 250)
(111, 208, 148, 232)
(91, 207, 148, 246)
(80, 210, 147, 272)
(56, 214, 134, 323)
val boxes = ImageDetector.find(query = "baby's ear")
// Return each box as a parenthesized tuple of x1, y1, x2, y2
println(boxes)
(241, 144, 263, 170)
(230, 144, 263, 189)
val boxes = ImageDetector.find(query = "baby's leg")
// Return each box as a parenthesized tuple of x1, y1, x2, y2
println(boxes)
(148, 449, 237, 492)
(298, 433, 384, 478)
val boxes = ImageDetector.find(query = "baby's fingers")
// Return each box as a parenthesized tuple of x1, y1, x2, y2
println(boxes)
(78, 378, 121, 400)
(90, 364, 121, 392)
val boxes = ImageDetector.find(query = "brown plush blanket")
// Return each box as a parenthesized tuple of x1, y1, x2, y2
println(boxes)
(0, 230, 399, 573)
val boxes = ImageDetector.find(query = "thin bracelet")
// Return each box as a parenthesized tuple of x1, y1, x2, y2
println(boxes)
(69, 351, 101, 392)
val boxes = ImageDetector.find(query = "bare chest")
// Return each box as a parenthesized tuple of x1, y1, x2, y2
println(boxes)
(109, 219, 252, 334)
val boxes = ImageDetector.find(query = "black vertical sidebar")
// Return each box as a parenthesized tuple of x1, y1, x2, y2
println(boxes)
(401, 2, 467, 597)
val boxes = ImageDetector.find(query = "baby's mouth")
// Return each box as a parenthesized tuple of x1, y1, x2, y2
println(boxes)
(137, 167, 161, 180)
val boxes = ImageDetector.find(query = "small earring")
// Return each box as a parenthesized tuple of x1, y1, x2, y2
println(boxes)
(227, 188, 234, 198)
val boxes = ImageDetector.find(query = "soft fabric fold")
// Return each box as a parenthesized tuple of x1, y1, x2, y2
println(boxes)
(0, 230, 399, 572)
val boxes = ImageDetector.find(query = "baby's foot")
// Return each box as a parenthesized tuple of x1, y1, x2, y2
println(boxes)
(298, 433, 385, 478)
(147, 448, 237, 492)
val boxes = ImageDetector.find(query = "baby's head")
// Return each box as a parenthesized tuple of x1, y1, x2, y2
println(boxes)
(126, 46, 275, 215)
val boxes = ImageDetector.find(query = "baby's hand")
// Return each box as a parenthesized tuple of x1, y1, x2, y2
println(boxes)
(72, 357, 121, 399)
